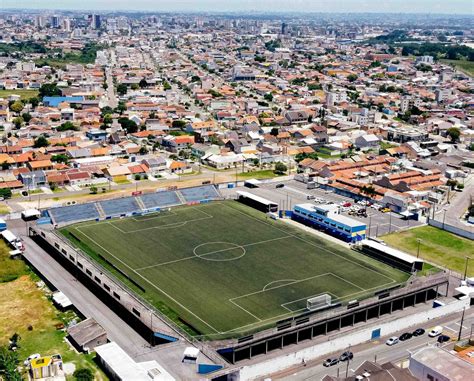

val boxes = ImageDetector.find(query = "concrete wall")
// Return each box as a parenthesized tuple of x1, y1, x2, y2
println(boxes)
(428, 218, 474, 240)
(238, 298, 470, 381)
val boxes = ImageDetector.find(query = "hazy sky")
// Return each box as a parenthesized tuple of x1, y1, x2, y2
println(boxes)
(1, 0, 473, 14)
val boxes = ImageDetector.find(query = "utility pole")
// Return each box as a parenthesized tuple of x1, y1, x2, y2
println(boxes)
(417, 238, 422, 258)
(442, 209, 447, 229)
(458, 307, 466, 341)
(345, 344, 351, 378)
(388, 211, 392, 234)
(463, 257, 471, 280)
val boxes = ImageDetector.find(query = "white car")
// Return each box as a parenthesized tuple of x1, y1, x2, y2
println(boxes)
(386, 336, 399, 346)
(428, 326, 443, 337)
(24, 353, 41, 366)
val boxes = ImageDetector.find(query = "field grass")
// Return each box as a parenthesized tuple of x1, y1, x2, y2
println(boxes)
(238, 169, 281, 179)
(61, 201, 409, 339)
(382, 226, 474, 277)
(0, 242, 105, 379)
(440, 59, 474, 77)
(0, 89, 39, 100)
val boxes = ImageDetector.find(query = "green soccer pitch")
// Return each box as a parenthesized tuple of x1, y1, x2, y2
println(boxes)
(60, 201, 410, 339)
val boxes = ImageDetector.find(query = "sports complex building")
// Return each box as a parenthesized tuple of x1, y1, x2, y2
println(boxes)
(28, 184, 451, 379)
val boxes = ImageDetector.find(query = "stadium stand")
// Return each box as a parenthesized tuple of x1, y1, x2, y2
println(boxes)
(49, 203, 100, 224)
(179, 185, 220, 203)
(100, 197, 141, 216)
(141, 190, 181, 209)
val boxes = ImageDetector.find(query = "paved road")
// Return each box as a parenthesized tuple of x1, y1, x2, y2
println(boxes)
(270, 310, 474, 380)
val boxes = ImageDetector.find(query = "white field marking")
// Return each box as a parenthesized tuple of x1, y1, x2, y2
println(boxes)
(263, 279, 297, 291)
(221, 279, 397, 336)
(223, 202, 397, 284)
(134, 235, 292, 271)
(229, 299, 262, 322)
(130, 209, 178, 221)
(330, 272, 365, 291)
(230, 273, 332, 302)
(73, 226, 221, 334)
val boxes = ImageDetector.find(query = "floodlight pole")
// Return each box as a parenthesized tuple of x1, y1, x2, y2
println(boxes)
(463, 257, 470, 280)
(458, 307, 465, 341)
(345, 344, 351, 378)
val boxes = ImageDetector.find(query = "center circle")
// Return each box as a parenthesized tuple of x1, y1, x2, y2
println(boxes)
(193, 242, 246, 262)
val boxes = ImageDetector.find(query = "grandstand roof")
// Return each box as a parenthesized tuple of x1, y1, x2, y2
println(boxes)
(360, 239, 423, 265)
(237, 191, 277, 206)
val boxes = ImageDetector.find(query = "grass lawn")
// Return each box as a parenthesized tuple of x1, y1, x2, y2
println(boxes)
(440, 59, 474, 77)
(382, 226, 474, 277)
(238, 169, 282, 179)
(0, 202, 11, 215)
(0, 89, 39, 100)
(61, 201, 409, 339)
(0, 242, 106, 379)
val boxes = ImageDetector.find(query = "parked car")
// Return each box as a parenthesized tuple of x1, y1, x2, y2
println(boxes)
(275, 184, 284, 188)
(339, 351, 354, 362)
(437, 335, 450, 343)
(307, 195, 315, 200)
(399, 332, 413, 341)
(323, 358, 339, 367)
(386, 336, 399, 346)
(412, 328, 425, 336)
(343, 202, 352, 207)
(380, 207, 391, 213)
(428, 326, 443, 337)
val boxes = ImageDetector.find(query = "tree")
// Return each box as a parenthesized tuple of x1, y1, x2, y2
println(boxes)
(39, 83, 61, 98)
(270, 127, 279, 136)
(103, 114, 113, 125)
(360, 185, 377, 212)
(28, 97, 39, 107)
(73, 368, 94, 381)
(0, 345, 22, 381)
(190, 75, 201, 83)
(264, 93, 273, 102)
(22, 112, 32, 124)
(51, 154, 69, 164)
(1, 161, 10, 170)
(89, 186, 98, 194)
(447, 127, 461, 143)
(57, 121, 78, 131)
(172, 120, 187, 129)
(274, 162, 288, 175)
(118, 117, 138, 134)
(295, 152, 319, 163)
(10, 101, 24, 114)
(446, 179, 458, 190)
(0, 188, 12, 199)
(116, 83, 128, 96)
(347, 74, 358, 82)
(139, 78, 148, 88)
(163, 81, 171, 91)
(131, 83, 139, 90)
(139, 146, 148, 155)
(12, 116, 24, 129)
(34, 135, 49, 148)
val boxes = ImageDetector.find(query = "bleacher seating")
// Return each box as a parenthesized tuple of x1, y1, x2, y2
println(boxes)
(179, 185, 220, 203)
(49, 203, 100, 224)
(47, 185, 221, 225)
(141, 191, 181, 209)
(100, 197, 141, 216)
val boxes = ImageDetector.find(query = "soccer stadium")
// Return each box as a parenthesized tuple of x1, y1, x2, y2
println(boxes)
(32, 185, 448, 364)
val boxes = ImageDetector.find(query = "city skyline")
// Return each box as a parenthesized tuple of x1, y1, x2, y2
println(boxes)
(2, 0, 473, 14)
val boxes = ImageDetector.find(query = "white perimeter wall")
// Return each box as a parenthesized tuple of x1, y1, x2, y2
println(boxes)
(238, 298, 470, 381)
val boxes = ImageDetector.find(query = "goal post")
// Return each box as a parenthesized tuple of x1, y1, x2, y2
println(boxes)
(307, 294, 332, 311)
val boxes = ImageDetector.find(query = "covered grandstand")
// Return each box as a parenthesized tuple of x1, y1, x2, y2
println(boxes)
(236, 191, 278, 213)
(48, 185, 222, 225)
(357, 239, 424, 272)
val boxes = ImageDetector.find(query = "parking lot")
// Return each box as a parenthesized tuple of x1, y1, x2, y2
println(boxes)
(223, 179, 422, 238)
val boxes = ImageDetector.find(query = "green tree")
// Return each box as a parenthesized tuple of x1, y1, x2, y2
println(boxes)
(51, 154, 69, 164)
(22, 112, 32, 124)
(89, 186, 98, 194)
(116, 83, 128, 96)
(118, 117, 138, 134)
(0, 188, 12, 199)
(295, 152, 319, 163)
(274, 162, 288, 175)
(131, 83, 139, 90)
(139, 78, 148, 88)
(28, 97, 39, 107)
(347, 74, 358, 82)
(447, 127, 461, 143)
(57, 121, 78, 131)
(0, 345, 22, 381)
(264, 93, 273, 102)
(13, 116, 24, 129)
(34, 135, 49, 148)
(39, 83, 61, 98)
(172, 120, 187, 129)
(1, 161, 10, 170)
(103, 114, 113, 125)
(163, 81, 171, 91)
(10, 100, 24, 113)
(73, 368, 94, 381)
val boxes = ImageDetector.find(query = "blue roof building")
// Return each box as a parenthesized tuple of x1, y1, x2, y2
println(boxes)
(43, 96, 84, 107)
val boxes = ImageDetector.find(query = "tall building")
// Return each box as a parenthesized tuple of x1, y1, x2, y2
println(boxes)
(281, 22, 287, 35)
(35, 15, 45, 28)
(63, 18, 71, 32)
(51, 15, 60, 29)
(93, 14, 101, 29)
